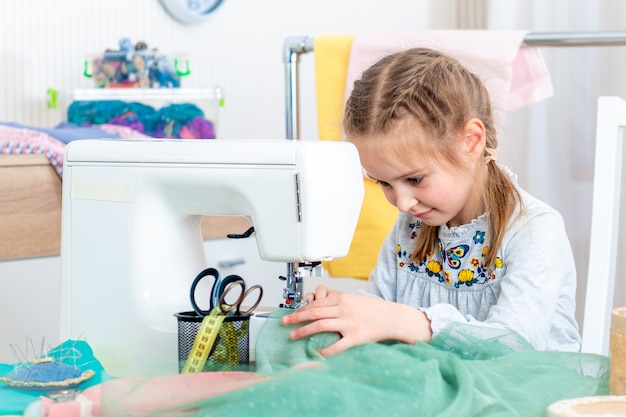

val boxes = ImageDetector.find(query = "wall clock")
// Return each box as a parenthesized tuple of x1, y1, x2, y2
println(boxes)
(159, 0, 225, 24)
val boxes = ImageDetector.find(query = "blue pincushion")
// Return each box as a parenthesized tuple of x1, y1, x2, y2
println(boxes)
(6, 358, 84, 383)
(0, 352, 95, 391)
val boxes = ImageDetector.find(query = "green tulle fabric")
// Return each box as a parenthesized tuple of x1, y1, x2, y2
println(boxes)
(97, 308, 609, 417)
(181, 308, 608, 417)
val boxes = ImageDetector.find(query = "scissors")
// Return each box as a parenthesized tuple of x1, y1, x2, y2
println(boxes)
(189, 267, 263, 317)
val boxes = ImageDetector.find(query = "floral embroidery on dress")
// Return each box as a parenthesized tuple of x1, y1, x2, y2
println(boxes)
(473, 230, 485, 244)
(397, 223, 503, 288)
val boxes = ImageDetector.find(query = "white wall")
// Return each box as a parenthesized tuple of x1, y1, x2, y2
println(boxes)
(486, 0, 626, 333)
(0, 0, 452, 139)
(0, 0, 451, 362)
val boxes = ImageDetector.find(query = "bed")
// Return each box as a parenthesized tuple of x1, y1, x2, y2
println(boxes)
(0, 121, 251, 261)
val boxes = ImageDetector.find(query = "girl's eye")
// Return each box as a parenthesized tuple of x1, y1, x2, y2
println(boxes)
(375, 180, 391, 187)
(407, 177, 423, 185)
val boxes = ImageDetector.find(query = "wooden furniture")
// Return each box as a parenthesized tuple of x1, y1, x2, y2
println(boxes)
(0, 154, 251, 261)
(0, 154, 62, 260)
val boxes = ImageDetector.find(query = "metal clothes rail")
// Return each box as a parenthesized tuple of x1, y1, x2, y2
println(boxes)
(283, 31, 626, 139)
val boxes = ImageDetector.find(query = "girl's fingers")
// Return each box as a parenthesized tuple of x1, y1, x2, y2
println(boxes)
(289, 317, 342, 340)
(294, 286, 330, 311)
(300, 292, 315, 306)
(283, 292, 342, 323)
(317, 336, 356, 357)
(314, 285, 329, 300)
(284, 304, 340, 326)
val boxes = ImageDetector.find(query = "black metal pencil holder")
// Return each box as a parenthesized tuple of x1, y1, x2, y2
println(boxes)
(174, 311, 251, 372)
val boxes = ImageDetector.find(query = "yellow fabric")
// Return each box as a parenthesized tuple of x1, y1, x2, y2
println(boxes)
(323, 179, 398, 279)
(314, 35, 354, 142)
(314, 35, 398, 279)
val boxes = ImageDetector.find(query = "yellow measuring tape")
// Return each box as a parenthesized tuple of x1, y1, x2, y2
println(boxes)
(181, 307, 227, 374)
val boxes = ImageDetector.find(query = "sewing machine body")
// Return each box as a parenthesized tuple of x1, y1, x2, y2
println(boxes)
(60, 138, 364, 376)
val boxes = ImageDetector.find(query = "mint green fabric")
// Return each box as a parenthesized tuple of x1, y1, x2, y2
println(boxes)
(189, 308, 609, 417)
(91, 308, 608, 416)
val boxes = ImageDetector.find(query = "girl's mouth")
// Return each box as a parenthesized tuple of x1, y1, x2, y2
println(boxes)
(413, 209, 433, 218)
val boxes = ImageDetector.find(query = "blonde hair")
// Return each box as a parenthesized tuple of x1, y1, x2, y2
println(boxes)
(343, 48, 522, 269)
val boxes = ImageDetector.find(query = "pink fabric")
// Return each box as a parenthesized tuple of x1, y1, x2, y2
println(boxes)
(40, 396, 93, 417)
(507, 46, 553, 110)
(0, 125, 66, 175)
(37, 372, 270, 416)
(0, 124, 150, 177)
(96, 124, 152, 139)
(344, 30, 553, 132)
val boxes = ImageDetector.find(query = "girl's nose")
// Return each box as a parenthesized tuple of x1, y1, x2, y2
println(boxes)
(394, 188, 418, 213)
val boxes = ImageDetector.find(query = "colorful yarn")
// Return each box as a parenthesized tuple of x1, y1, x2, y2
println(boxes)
(68, 100, 216, 139)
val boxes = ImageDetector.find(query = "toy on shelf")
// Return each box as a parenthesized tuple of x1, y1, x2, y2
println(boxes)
(85, 37, 190, 89)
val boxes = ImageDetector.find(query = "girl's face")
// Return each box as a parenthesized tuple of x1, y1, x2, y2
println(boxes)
(355, 122, 486, 228)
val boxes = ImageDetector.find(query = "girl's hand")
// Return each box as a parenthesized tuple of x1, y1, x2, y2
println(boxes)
(282, 285, 432, 357)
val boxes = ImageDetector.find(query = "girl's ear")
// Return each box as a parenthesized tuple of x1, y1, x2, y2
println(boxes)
(463, 118, 486, 160)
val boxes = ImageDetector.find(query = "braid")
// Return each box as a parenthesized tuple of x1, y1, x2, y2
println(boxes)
(483, 162, 522, 269)
(344, 47, 523, 271)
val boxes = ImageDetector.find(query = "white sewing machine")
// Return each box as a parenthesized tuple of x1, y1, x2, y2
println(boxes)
(60, 138, 364, 377)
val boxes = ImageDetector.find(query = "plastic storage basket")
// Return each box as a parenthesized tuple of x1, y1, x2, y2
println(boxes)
(64, 87, 223, 139)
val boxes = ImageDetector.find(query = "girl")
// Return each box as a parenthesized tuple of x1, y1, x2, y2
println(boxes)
(283, 47, 581, 356)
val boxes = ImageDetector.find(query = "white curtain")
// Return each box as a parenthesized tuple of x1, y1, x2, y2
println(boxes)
(486, 0, 626, 327)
